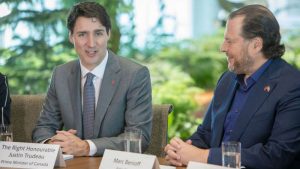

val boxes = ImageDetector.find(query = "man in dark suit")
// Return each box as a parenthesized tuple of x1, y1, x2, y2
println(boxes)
(32, 2, 152, 156)
(0, 73, 11, 125)
(164, 4, 300, 169)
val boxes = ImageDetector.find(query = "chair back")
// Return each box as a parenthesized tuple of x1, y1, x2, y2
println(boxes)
(145, 104, 173, 157)
(11, 94, 173, 157)
(11, 95, 45, 142)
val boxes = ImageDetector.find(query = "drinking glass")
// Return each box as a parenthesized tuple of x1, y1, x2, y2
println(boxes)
(123, 128, 142, 153)
(222, 141, 241, 168)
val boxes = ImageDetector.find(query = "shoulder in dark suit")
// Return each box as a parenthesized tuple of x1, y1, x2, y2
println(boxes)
(0, 73, 11, 125)
(190, 58, 300, 169)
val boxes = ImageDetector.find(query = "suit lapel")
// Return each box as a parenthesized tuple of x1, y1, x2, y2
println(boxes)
(68, 61, 83, 138)
(211, 77, 238, 146)
(230, 60, 281, 140)
(94, 51, 121, 136)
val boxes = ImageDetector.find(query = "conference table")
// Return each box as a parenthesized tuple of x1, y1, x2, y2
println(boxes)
(55, 157, 186, 169)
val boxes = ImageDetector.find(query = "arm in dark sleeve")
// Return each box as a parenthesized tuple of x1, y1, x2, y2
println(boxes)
(0, 74, 11, 125)
(207, 86, 300, 168)
(189, 101, 213, 149)
(189, 72, 229, 149)
(240, 87, 300, 169)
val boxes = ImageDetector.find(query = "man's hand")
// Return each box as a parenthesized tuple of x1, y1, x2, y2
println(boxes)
(49, 130, 90, 156)
(164, 137, 183, 166)
(164, 137, 209, 166)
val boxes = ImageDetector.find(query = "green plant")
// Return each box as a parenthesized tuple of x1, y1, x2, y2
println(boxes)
(148, 60, 203, 140)
(282, 29, 300, 69)
(156, 30, 228, 89)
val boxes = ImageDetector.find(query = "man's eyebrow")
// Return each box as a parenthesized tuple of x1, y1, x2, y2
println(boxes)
(95, 29, 105, 32)
(76, 31, 88, 34)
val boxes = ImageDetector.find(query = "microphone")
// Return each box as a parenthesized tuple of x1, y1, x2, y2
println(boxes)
(1, 75, 8, 126)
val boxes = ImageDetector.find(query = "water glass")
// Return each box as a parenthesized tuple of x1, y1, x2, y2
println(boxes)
(0, 125, 13, 142)
(222, 141, 241, 168)
(123, 128, 142, 153)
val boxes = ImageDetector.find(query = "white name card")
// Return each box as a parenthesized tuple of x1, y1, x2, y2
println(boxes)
(187, 161, 230, 169)
(0, 141, 65, 169)
(99, 149, 160, 169)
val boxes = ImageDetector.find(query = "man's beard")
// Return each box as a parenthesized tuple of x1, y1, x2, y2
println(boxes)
(229, 52, 254, 75)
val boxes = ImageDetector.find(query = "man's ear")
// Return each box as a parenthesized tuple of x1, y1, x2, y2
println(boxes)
(69, 32, 74, 44)
(252, 37, 263, 52)
(107, 30, 111, 40)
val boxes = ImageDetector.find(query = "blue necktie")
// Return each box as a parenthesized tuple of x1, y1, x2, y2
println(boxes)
(83, 73, 95, 139)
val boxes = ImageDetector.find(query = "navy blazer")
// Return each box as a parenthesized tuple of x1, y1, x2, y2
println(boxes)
(190, 58, 300, 169)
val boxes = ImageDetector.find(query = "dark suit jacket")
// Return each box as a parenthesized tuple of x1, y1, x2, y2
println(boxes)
(32, 50, 152, 155)
(0, 73, 11, 125)
(190, 58, 300, 169)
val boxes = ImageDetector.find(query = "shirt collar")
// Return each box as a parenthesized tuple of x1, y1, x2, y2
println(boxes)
(250, 59, 273, 82)
(80, 50, 108, 78)
(236, 59, 273, 90)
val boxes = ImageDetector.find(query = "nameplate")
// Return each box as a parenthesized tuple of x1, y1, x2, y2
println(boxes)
(0, 141, 65, 169)
(99, 149, 160, 169)
(187, 161, 230, 169)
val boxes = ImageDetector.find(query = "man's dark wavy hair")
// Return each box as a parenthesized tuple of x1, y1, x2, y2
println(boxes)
(67, 1, 111, 35)
(229, 4, 285, 58)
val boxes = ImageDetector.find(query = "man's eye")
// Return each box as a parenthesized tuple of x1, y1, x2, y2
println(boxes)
(226, 40, 232, 44)
(95, 32, 103, 36)
(78, 33, 85, 37)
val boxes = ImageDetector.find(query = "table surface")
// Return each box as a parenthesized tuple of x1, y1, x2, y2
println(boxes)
(55, 157, 186, 169)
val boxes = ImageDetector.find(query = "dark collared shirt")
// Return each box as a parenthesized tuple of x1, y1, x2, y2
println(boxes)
(222, 59, 272, 141)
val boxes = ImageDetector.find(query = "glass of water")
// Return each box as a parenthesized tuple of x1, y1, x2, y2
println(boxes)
(0, 125, 13, 142)
(123, 128, 142, 153)
(222, 141, 241, 168)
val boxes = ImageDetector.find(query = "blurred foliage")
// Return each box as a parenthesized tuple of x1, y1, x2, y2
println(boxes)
(0, 0, 71, 93)
(148, 60, 203, 139)
(147, 31, 226, 139)
(142, 0, 175, 58)
(156, 29, 228, 89)
(0, 0, 135, 94)
(282, 29, 300, 68)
